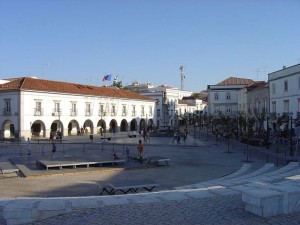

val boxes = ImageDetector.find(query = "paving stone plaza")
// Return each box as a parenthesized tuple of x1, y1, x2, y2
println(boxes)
(1, 132, 300, 225)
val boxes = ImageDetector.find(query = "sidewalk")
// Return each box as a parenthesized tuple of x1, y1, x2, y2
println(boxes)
(0, 133, 298, 224)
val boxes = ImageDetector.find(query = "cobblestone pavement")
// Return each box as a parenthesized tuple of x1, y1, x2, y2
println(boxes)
(1, 132, 299, 224)
(26, 194, 300, 225)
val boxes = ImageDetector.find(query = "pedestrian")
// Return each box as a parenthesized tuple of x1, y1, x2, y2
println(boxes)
(51, 142, 56, 159)
(172, 130, 178, 143)
(125, 147, 130, 161)
(183, 128, 188, 143)
(27, 137, 31, 155)
(137, 140, 144, 162)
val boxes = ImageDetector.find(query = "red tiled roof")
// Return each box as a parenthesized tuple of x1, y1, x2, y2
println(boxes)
(217, 77, 255, 86)
(0, 77, 155, 102)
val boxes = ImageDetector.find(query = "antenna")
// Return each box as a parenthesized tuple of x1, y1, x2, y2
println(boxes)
(179, 65, 185, 90)
(42, 63, 49, 78)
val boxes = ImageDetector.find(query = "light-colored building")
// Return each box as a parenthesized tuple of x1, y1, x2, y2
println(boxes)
(0, 77, 156, 140)
(238, 81, 268, 116)
(125, 81, 154, 93)
(268, 64, 300, 126)
(207, 77, 255, 116)
(141, 85, 193, 129)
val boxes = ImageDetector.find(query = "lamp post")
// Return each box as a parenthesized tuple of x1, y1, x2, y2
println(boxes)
(290, 111, 294, 156)
(266, 114, 269, 149)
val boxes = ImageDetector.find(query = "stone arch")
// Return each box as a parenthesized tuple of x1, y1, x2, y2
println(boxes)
(68, 120, 80, 136)
(139, 119, 146, 131)
(120, 119, 128, 132)
(97, 119, 106, 134)
(50, 119, 64, 136)
(130, 119, 137, 131)
(31, 120, 46, 138)
(83, 119, 94, 134)
(0, 119, 15, 139)
(148, 119, 154, 131)
(109, 119, 118, 133)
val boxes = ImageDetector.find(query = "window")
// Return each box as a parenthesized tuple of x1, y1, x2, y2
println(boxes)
(132, 105, 136, 116)
(283, 100, 289, 113)
(122, 105, 127, 116)
(54, 102, 60, 115)
(226, 107, 231, 114)
(149, 106, 153, 116)
(35, 101, 42, 116)
(141, 106, 145, 116)
(226, 92, 231, 100)
(71, 102, 77, 116)
(214, 93, 219, 100)
(85, 103, 91, 116)
(4, 99, 11, 115)
(99, 104, 104, 116)
(111, 105, 116, 116)
(272, 101, 276, 113)
(284, 80, 288, 92)
(272, 83, 276, 94)
(157, 109, 161, 117)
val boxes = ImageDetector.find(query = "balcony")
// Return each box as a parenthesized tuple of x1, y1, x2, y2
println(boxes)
(34, 108, 44, 116)
(3, 109, 11, 116)
(122, 111, 127, 116)
(132, 112, 136, 116)
(269, 112, 277, 120)
(70, 109, 78, 116)
(85, 111, 93, 116)
(52, 110, 61, 116)
(98, 111, 105, 117)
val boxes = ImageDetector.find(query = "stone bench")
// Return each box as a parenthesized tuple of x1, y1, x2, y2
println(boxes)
(0, 162, 19, 178)
(242, 181, 300, 217)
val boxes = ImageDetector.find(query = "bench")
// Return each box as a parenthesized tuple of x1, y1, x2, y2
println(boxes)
(242, 181, 300, 217)
(100, 137, 111, 141)
(147, 156, 170, 166)
(0, 162, 19, 178)
(98, 179, 160, 195)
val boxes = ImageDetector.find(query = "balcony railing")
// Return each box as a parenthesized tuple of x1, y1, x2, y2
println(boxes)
(70, 109, 78, 116)
(52, 110, 61, 116)
(34, 108, 44, 116)
(85, 111, 93, 116)
(98, 111, 105, 117)
(269, 112, 277, 120)
(3, 109, 11, 116)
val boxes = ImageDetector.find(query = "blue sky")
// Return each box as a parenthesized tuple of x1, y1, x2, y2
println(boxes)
(1, 0, 300, 92)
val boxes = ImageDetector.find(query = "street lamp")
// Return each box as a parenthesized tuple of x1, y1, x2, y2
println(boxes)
(290, 111, 294, 156)
(266, 113, 269, 149)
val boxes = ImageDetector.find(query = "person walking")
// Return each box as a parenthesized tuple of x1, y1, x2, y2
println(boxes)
(51, 142, 56, 159)
(137, 140, 144, 162)
(183, 128, 188, 143)
(172, 130, 178, 143)
(27, 138, 31, 155)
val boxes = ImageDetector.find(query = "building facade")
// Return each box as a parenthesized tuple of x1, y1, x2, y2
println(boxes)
(268, 64, 300, 126)
(0, 77, 156, 140)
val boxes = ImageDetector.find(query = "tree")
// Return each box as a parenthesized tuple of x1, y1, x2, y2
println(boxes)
(112, 80, 123, 89)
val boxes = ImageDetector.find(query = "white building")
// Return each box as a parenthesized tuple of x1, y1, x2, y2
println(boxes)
(268, 64, 300, 125)
(0, 77, 156, 140)
(207, 77, 255, 116)
(141, 85, 193, 129)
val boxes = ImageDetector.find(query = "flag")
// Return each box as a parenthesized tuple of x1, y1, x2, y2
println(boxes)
(102, 74, 112, 81)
